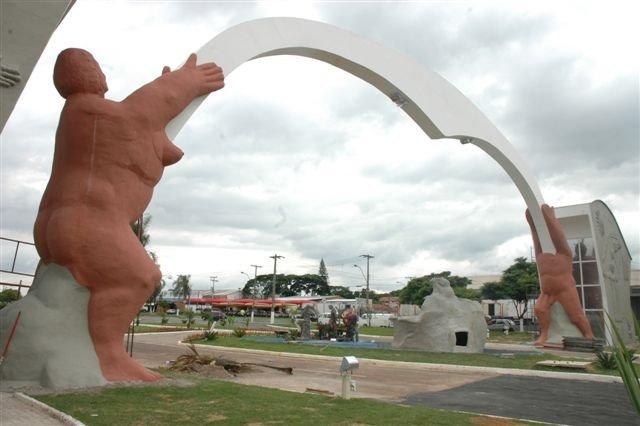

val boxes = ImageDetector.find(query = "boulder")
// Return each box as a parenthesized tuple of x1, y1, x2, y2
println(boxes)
(0, 263, 106, 390)
(391, 278, 487, 353)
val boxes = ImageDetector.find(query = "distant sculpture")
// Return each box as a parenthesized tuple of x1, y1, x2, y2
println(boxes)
(297, 305, 318, 340)
(0, 49, 224, 388)
(342, 306, 359, 342)
(526, 205, 594, 346)
(392, 278, 486, 353)
(329, 305, 338, 338)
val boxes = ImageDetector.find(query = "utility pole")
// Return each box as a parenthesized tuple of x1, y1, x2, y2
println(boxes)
(209, 276, 218, 300)
(250, 264, 262, 324)
(269, 254, 284, 324)
(360, 254, 374, 327)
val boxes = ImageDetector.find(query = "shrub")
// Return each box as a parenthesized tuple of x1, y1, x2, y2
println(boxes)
(607, 312, 640, 414)
(287, 329, 301, 340)
(161, 315, 169, 325)
(595, 351, 617, 370)
(181, 319, 188, 325)
(232, 328, 246, 338)
(204, 330, 218, 341)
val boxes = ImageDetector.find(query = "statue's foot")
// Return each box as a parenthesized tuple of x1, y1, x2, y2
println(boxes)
(100, 351, 161, 382)
(533, 337, 547, 347)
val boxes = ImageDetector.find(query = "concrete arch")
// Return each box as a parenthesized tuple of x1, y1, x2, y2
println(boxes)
(166, 17, 555, 252)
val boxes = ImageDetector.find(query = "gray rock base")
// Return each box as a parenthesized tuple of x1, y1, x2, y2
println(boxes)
(546, 302, 582, 345)
(392, 278, 487, 353)
(0, 263, 106, 390)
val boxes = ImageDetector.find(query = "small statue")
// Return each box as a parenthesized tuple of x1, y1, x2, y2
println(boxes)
(298, 305, 317, 340)
(342, 305, 359, 342)
(33, 49, 224, 382)
(526, 204, 594, 346)
(329, 305, 338, 338)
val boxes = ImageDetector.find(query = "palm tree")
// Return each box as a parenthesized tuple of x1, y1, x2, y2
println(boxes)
(172, 275, 191, 301)
(130, 213, 152, 247)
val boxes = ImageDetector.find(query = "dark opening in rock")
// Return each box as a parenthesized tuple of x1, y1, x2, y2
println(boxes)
(455, 331, 468, 346)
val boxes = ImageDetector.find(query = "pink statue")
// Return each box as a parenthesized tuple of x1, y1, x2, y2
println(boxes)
(526, 204, 595, 346)
(33, 49, 224, 381)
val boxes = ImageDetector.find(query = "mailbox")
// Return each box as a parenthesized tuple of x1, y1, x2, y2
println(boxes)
(340, 356, 359, 374)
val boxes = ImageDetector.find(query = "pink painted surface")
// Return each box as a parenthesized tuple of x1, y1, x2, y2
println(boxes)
(34, 49, 224, 381)
(526, 205, 595, 346)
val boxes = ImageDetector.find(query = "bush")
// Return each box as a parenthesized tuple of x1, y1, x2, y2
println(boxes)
(287, 329, 301, 340)
(595, 351, 617, 370)
(232, 328, 246, 338)
(0, 289, 21, 309)
(204, 331, 218, 341)
(161, 315, 169, 325)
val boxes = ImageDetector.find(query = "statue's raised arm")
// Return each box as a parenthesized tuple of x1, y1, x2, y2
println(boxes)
(123, 53, 224, 128)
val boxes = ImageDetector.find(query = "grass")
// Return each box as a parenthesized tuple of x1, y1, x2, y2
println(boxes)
(132, 326, 189, 333)
(487, 331, 536, 344)
(35, 372, 529, 425)
(195, 337, 590, 372)
(360, 326, 395, 336)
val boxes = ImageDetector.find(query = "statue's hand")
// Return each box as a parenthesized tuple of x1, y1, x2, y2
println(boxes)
(178, 53, 224, 96)
(526, 204, 574, 294)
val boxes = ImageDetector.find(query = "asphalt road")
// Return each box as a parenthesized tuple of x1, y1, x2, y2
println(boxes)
(132, 331, 638, 425)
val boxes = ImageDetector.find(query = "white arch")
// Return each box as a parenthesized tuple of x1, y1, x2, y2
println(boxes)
(166, 17, 554, 253)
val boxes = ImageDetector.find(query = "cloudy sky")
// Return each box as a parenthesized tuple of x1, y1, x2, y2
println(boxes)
(1, 1, 638, 294)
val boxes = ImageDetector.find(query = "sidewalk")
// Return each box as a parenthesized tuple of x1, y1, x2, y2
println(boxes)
(0, 393, 68, 426)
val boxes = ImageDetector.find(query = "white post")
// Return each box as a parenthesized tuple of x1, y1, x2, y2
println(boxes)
(519, 318, 524, 332)
(341, 372, 351, 399)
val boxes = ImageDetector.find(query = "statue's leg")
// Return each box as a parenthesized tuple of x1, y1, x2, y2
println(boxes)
(70, 222, 160, 381)
(533, 293, 553, 346)
(557, 289, 595, 340)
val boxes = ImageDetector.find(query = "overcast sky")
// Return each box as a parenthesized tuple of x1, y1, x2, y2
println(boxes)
(1, 1, 638, 293)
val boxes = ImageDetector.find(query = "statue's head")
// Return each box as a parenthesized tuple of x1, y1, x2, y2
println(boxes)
(431, 277, 455, 297)
(54, 48, 108, 98)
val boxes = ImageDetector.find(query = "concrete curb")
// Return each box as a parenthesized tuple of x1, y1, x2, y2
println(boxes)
(14, 393, 85, 426)
(183, 341, 623, 384)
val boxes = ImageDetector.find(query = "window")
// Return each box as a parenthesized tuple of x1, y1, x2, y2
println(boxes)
(567, 237, 604, 338)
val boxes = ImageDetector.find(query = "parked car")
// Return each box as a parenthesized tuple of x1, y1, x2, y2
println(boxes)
(202, 308, 226, 321)
(487, 318, 516, 331)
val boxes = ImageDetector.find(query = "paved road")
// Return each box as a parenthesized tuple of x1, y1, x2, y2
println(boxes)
(132, 331, 638, 425)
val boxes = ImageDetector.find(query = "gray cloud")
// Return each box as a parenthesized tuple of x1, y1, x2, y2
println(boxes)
(1, 3, 637, 290)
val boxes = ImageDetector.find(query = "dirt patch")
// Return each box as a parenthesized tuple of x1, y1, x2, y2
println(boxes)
(206, 413, 227, 422)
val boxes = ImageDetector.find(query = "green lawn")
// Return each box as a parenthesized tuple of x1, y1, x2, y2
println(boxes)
(360, 326, 395, 336)
(487, 330, 536, 344)
(35, 373, 528, 425)
(195, 336, 595, 373)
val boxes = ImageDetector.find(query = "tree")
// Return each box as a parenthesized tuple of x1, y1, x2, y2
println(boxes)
(242, 274, 290, 298)
(330, 286, 355, 299)
(131, 213, 164, 304)
(480, 281, 506, 302)
(354, 289, 380, 303)
(398, 271, 472, 305)
(453, 287, 481, 301)
(242, 273, 330, 298)
(319, 258, 329, 285)
(172, 274, 191, 301)
(500, 257, 539, 319)
(290, 274, 331, 296)
(0, 289, 21, 309)
(130, 213, 152, 247)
